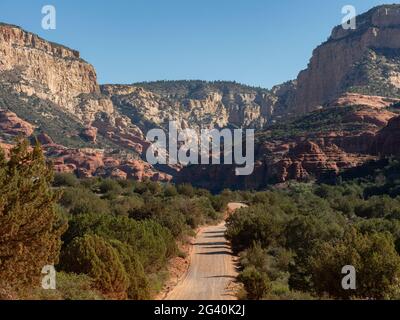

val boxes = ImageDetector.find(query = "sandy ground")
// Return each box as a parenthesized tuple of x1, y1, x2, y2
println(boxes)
(164, 203, 247, 300)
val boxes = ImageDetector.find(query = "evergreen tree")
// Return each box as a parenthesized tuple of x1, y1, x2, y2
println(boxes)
(60, 234, 129, 299)
(0, 140, 66, 289)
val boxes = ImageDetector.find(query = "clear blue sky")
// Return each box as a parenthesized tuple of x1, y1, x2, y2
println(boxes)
(0, 0, 396, 88)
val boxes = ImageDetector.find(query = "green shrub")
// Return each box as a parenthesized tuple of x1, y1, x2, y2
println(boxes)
(60, 187, 110, 215)
(177, 183, 196, 197)
(62, 213, 176, 272)
(238, 266, 271, 300)
(310, 229, 400, 299)
(154, 208, 187, 238)
(60, 234, 129, 298)
(163, 184, 178, 197)
(53, 173, 79, 187)
(111, 195, 144, 217)
(226, 204, 287, 252)
(97, 178, 123, 195)
(355, 196, 400, 219)
(209, 194, 228, 212)
(109, 240, 151, 300)
(240, 244, 293, 283)
(52, 272, 103, 300)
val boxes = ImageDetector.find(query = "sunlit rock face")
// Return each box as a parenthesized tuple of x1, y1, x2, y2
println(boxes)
(292, 5, 400, 114)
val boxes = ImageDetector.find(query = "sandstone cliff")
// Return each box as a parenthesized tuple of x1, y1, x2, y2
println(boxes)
(102, 80, 295, 132)
(292, 4, 400, 113)
(0, 23, 151, 155)
(0, 23, 112, 122)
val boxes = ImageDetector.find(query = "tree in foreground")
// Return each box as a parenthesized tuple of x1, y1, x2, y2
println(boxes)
(0, 140, 66, 293)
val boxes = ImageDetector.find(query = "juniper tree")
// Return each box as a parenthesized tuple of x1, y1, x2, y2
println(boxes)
(60, 234, 129, 299)
(0, 140, 66, 289)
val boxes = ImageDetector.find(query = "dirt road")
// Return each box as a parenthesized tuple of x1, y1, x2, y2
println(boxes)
(165, 203, 247, 300)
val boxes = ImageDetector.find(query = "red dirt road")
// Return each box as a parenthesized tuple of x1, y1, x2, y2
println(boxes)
(165, 203, 247, 300)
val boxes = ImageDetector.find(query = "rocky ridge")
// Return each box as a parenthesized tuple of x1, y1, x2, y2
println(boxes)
(0, 23, 169, 180)
(101, 80, 296, 133)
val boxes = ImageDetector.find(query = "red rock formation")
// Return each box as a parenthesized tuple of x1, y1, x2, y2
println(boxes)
(272, 141, 368, 182)
(176, 105, 394, 190)
(330, 93, 400, 110)
(53, 163, 77, 174)
(92, 117, 149, 154)
(341, 109, 395, 127)
(0, 109, 34, 137)
(109, 168, 128, 180)
(42, 144, 171, 182)
(0, 141, 14, 157)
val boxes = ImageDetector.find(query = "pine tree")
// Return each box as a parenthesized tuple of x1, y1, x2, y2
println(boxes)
(0, 140, 67, 290)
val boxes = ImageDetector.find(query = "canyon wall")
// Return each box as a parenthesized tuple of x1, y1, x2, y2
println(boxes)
(102, 80, 296, 132)
(0, 23, 114, 123)
(293, 5, 400, 113)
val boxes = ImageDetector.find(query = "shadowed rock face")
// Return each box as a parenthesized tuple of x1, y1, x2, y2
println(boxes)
(372, 116, 400, 157)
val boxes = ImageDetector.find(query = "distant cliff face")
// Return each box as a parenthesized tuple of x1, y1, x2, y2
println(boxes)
(105, 5, 400, 126)
(173, 4, 400, 190)
(102, 80, 296, 132)
(0, 23, 295, 181)
(292, 5, 400, 113)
